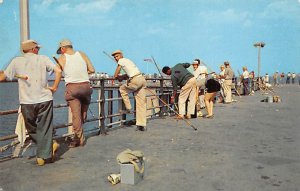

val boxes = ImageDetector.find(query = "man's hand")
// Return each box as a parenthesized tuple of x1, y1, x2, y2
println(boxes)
(170, 96, 175, 104)
(116, 74, 129, 82)
(48, 86, 58, 93)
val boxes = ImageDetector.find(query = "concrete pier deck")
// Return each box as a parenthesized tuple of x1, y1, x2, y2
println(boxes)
(0, 85, 299, 191)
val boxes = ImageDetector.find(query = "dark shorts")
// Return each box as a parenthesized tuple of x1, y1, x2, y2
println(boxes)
(65, 82, 93, 104)
(206, 79, 221, 93)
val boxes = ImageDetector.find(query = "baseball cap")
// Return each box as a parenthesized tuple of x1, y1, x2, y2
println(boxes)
(56, 39, 72, 54)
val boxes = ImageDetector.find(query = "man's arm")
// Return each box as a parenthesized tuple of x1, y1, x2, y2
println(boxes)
(0, 71, 6, 81)
(48, 65, 62, 93)
(114, 65, 123, 78)
(80, 51, 95, 74)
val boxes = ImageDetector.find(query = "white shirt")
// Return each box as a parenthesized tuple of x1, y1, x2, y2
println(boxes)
(4, 53, 55, 104)
(264, 74, 269, 82)
(118, 58, 141, 78)
(64, 51, 90, 85)
(219, 69, 225, 83)
(193, 65, 208, 80)
(242, 70, 249, 79)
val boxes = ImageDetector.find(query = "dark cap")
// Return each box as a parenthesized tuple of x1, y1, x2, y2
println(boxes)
(162, 66, 170, 74)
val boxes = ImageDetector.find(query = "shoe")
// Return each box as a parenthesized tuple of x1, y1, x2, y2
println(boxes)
(51, 141, 60, 161)
(69, 140, 80, 148)
(136, 126, 146, 131)
(175, 115, 184, 119)
(205, 114, 214, 119)
(52, 141, 60, 155)
(36, 158, 45, 166)
(119, 109, 131, 114)
(185, 114, 191, 119)
(197, 111, 203, 117)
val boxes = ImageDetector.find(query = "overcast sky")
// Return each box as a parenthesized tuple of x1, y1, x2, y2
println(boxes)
(1, 0, 299, 75)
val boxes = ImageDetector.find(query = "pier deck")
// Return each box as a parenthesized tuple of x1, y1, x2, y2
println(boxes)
(0, 85, 299, 191)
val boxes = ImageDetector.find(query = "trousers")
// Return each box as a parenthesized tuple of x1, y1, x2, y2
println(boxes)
(178, 77, 197, 115)
(21, 100, 53, 159)
(120, 75, 147, 127)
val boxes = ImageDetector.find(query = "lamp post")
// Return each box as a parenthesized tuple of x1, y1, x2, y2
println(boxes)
(254, 42, 265, 88)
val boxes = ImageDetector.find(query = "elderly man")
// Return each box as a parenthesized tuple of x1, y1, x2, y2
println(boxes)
(112, 50, 147, 131)
(56, 39, 95, 147)
(162, 63, 197, 119)
(222, 61, 234, 103)
(0, 39, 62, 166)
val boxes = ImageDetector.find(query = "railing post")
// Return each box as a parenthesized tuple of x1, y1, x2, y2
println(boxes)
(107, 89, 113, 126)
(118, 91, 126, 125)
(159, 78, 164, 117)
(99, 79, 106, 134)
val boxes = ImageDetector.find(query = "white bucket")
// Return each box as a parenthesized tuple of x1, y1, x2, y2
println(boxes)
(267, 96, 273, 103)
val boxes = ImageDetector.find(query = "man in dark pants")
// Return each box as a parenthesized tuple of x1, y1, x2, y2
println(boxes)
(0, 39, 62, 166)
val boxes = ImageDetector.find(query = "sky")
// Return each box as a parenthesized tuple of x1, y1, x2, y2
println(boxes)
(0, 0, 300, 76)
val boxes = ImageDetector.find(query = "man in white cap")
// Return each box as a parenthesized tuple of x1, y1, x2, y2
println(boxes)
(56, 39, 95, 147)
(191, 59, 207, 117)
(112, 50, 147, 131)
(222, 61, 234, 103)
(0, 39, 62, 166)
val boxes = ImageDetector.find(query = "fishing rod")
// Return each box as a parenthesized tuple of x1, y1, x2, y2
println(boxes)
(52, 55, 63, 71)
(145, 56, 180, 112)
(103, 51, 116, 62)
(145, 88, 197, 131)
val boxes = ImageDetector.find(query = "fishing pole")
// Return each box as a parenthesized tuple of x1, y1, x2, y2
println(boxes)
(145, 56, 180, 112)
(145, 88, 197, 131)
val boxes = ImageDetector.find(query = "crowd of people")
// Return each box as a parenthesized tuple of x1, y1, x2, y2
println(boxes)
(0, 38, 299, 166)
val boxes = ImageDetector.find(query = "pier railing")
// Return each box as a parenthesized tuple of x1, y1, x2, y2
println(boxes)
(0, 77, 174, 159)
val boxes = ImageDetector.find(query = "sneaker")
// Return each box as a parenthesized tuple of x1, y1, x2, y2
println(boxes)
(36, 158, 45, 166)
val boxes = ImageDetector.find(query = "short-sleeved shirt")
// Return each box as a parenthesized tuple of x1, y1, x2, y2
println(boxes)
(118, 58, 141, 78)
(194, 65, 208, 80)
(224, 67, 234, 80)
(4, 53, 55, 104)
(171, 63, 194, 91)
(242, 70, 249, 79)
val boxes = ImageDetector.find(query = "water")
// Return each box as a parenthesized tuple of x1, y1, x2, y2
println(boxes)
(0, 82, 102, 138)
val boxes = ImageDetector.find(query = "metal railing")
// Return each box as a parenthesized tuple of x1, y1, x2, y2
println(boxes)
(0, 77, 174, 158)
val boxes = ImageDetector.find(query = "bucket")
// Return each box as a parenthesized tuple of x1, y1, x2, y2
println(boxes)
(267, 96, 273, 103)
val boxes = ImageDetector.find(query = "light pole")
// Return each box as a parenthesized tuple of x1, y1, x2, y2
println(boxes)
(254, 42, 265, 88)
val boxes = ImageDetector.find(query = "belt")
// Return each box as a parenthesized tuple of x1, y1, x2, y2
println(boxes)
(129, 73, 142, 80)
(66, 81, 89, 86)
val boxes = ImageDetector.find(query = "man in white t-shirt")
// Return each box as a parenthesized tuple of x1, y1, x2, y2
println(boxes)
(112, 50, 147, 131)
(192, 59, 207, 116)
(241, 66, 250, 95)
(0, 39, 62, 166)
(56, 39, 95, 147)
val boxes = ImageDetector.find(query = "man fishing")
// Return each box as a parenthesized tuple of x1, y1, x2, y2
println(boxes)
(162, 63, 197, 119)
(56, 39, 95, 147)
(112, 50, 147, 131)
(0, 39, 62, 166)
